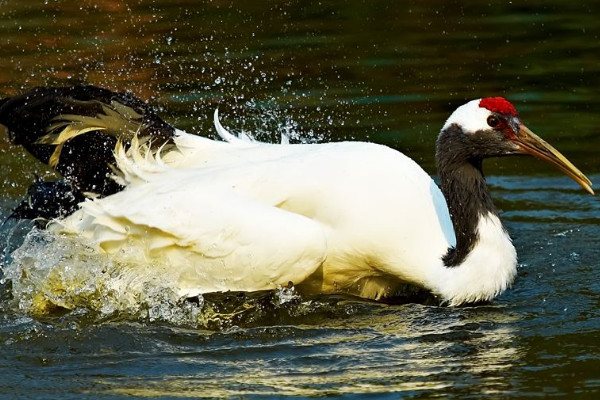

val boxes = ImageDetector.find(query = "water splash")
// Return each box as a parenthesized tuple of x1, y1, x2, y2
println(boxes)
(1, 228, 367, 330)
(3, 229, 191, 321)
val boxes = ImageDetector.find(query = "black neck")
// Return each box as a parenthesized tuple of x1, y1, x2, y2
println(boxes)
(436, 124, 500, 267)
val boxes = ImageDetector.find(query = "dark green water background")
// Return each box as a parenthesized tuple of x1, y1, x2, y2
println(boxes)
(1, 0, 599, 398)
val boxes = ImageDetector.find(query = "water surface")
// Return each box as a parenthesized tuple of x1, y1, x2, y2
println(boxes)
(1, 1, 599, 398)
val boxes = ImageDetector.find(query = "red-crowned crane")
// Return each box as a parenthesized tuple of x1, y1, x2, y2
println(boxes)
(0, 87, 593, 305)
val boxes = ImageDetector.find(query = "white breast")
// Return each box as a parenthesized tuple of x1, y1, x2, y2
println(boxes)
(430, 213, 517, 305)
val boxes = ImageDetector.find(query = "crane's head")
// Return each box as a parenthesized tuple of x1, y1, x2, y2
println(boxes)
(440, 97, 593, 194)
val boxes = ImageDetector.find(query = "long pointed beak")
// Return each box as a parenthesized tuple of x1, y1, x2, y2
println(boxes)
(514, 123, 594, 195)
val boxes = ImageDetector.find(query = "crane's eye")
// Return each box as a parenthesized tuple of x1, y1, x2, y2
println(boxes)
(487, 115, 500, 128)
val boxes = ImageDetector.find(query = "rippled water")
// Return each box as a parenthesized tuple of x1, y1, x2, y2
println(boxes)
(1, 1, 599, 398)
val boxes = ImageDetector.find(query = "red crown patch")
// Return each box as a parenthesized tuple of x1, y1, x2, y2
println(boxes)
(479, 97, 518, 117)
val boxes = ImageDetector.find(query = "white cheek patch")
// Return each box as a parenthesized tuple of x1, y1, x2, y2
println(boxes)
(442, 99, 492, 133)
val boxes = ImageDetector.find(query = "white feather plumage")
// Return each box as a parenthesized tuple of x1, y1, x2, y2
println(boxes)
(50, 109, 516, 304)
